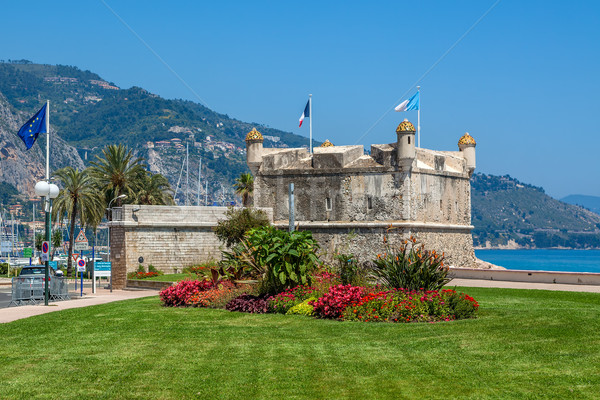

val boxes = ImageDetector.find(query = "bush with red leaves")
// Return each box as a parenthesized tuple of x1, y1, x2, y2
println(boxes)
(310, 284, 367, 319)
(159, 280, 214, 307)
(226, 294, 269, 314)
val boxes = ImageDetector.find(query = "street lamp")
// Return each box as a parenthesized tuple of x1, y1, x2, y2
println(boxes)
(35, 180, 59, 306)
(107, 194, 126, 292)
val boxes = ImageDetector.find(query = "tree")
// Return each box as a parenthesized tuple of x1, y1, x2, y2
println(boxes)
(89, 144, 146, 208)
(131, 171, 174, 205)
(234, 173, 254, 207)
(213, 207, 270, 247)
(52, 167, 103, 276)
(51, 229, 62, 261)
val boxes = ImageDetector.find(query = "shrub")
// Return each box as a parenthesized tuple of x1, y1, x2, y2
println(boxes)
(159, 280, 214, 307)
(183, 260, 219, 276)
(335, 254, 365, 286)
(0, 262, 8, 275)
(226, 294, 269, 314)
(286, 297, 317, 316)
(243, 226, 320, 295)
(342, 288, 479, 323)
(268, 285, 318, 314)
(127, 271, 161, 279)
(187, 281, 235, 308)
(310, 284, 366, 319)
(441, 289, 480, 319)
(369, 237, 451, 291)
(213, 207, 270, 247)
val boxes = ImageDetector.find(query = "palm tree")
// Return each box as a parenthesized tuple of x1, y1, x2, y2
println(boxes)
(89, 144, 146, 208)
(234, 173, 254, 207)
(131, 171, 174, 205)
(52, 167, 104, 276)
(51, 229, 62, 261)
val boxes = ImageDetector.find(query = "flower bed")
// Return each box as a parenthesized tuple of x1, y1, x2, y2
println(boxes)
(127, 271, 161, 280)
(342, 288, 479, 323)
(268, 285, 319, 314)
(160, 277, 479, 323)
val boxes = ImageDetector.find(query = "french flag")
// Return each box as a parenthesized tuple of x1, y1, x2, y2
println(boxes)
(299, 100, 310, 127)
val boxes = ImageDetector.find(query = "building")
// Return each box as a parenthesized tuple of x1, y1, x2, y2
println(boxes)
(245, 122, 477, 267)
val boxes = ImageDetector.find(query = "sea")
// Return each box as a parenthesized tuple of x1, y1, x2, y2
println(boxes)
(475, 249, 600, 273)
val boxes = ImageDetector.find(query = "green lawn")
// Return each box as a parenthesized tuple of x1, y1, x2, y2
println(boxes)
(141, 273, 196, 282)
(1, 287, 599, 399)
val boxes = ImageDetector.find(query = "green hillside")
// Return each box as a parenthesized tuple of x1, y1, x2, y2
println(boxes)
(471, 173, 600, 248)
(0, 61, 313, 204)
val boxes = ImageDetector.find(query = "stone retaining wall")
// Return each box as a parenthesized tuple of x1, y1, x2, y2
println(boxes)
(109, 205, 272, 289)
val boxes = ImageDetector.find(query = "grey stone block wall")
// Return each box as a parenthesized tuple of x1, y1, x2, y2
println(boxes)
(109, 205, 273, 289)
(282, 222, 475, 268)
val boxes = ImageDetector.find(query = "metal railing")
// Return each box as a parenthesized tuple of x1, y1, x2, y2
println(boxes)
(9, 276, 70, 306)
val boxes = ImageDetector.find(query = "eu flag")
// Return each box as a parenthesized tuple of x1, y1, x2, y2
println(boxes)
(17, 103, 48, 150)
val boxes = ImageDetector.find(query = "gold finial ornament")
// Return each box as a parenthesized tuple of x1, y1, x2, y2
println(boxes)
(245, 127, 263, 142)
(458, 132, 476, 145)
(396, 119, 416, 133)
(320, 139, 334, 147)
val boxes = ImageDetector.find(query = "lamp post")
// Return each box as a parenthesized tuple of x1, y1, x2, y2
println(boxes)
(35, 180, 59, 306)
(107, 194, 126, 293)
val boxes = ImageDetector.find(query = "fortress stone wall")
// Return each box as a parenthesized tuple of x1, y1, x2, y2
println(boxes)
(108, 120, 478, 289)
(108, 205, 272, 289)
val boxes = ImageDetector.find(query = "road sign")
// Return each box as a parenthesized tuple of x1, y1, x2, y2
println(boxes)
(94, 261, 111, 271)
(76, 257, 86, 272)
(75, 229, 88, 243)
(23, 247, 32, 258)
(94, 261, 111, 278)
(41, 241, 49, 262)
(74, 229, 89, 251)
(74, 242, 89, 251)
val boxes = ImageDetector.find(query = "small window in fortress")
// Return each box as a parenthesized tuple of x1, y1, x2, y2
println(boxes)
(367, 196, 373, 210)
(408, 136, 411, 145)
(439, 200, 443, 211)
(326, 197, 332, 211)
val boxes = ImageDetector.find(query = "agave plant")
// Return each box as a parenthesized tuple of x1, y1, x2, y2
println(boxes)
(369, 237, 452, 291)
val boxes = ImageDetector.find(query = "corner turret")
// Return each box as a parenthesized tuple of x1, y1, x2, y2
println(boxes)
(396, 119, 416, 169)
(458, 132, 476, 176)
(245, 128, 264, 174)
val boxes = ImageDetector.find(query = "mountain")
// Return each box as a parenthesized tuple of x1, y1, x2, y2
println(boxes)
(0, 60, 314, 204)
(0, 90, 84, 195)
(561, 194, 600, 216)
(471, 173, 600, 249)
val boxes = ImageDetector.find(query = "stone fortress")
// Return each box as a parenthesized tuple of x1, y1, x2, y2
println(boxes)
(246, 120, 477, 267)
(109, 119, 477, 289)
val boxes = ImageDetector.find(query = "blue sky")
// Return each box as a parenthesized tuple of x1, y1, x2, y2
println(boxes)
(1, 1, 599, 198)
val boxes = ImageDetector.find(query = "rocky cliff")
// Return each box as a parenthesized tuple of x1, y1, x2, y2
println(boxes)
(0, 93, 84, 196)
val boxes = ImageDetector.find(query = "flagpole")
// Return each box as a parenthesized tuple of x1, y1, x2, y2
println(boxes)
(309, 94, 313, 154)
(44, 100, 50, 306)
(45, 100, 50, 180)
(416, 86, 421, 148)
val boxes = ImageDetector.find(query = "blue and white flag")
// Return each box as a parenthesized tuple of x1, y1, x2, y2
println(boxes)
(395, 91, 419, 112)
(17, 103, 48, 150)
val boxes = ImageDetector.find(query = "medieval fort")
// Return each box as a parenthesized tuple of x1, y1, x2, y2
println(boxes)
(109, 119, 477, 288)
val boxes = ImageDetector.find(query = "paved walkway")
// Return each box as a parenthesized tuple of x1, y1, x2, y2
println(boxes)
(0, 287, 160, 324)
(449, 278, 600, 293)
